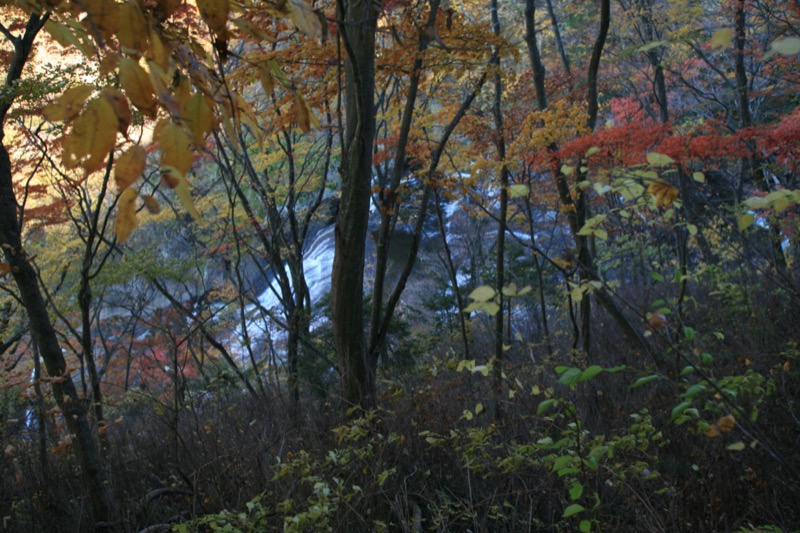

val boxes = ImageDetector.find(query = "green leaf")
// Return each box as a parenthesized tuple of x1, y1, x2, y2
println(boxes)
(562, 503, 586, 518)
(483, 301, 501, 316)
(726, 441, 746, 451)
(630, 374, 662, 389)
(670, 401, 692, 420)
(469, 286, 495, 302)
(638, 40, 668, 52)
(738, 213, 755, 231)
(537, 399, 556, 415)
(580, 519, 592, 533)
(585, 147, 600, 157)
(579, 365, 604, 382)
(558, 367, 583, 386)
(710, 28, 733, 50)
(509, 184, 530, 198)
(692, 171, 705, 183)
(763, 36, 800, 60)
(569, 481, 584, 501)
(646, 152, 674, 167)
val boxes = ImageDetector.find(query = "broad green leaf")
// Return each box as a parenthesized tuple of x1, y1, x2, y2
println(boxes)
(537, 399, 556, 415)
(692, 171, 705, 183)
(569, 481, 584, 501)
(469, 286, 495, 302)
(509, 184, 530, 198)
(558, 367, 582, 386)
(737, 213, 755, 231)
(710, 28, 733, 50)
(670, 401, 692, 420)
(580, 520, 592, 533)
(579, 365, 603, 382)
(763, 36, 800, 60)
(482, 302, 501, 316)
(646, 152, 674, 167)
(562, 503, 586, 518)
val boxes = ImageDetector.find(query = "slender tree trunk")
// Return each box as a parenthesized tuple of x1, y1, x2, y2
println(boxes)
(434, 189, 471, 359)
(524, 0, 547, 110)
(368, 1, 441, 366)
(545, 0, 571, 76)
(733, 0, 787, 270)
(333, 0, 378, 409)
(490, 0, 508, 419)
(0, 15, 114, 527)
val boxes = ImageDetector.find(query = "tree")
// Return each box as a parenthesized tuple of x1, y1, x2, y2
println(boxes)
(0, 11, 115, 525)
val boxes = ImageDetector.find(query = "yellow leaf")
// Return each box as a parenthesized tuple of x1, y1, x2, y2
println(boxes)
(710, 28, 733, 50)
(114, 145, 146, 191)
(115, 188, 138, 243)
(293, 93, 311, 133)
(45, 20, 94, 56)
(197, 0, 230, 34)
(183, 92, 215, 144)
(646, 152, 674, 167)
(83, 0, 119, 41)
(117, 2, 149, 53)
(257, 63, 274, 95)
(717, 414, 736, 433)
(119, 57, 158, 117)
(647, 180, 679, 209)
(159, 121, 194, 176)
(147, 28, 170, 70)
(141, 195, 161, 214)
(287, 0, 323, 39)
(62, 97, 119, 173)
(147, 61, 182, 116)
(704, 425, 721, 438)
(162, 167, 202, 221)
(43, 85, 94, 122)
(101, 88, 132, 133)
(153, 0, 181, 22)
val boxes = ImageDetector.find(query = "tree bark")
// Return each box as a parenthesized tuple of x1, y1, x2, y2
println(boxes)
(0, 14, 114, 527)
(333, 0, 378, 409)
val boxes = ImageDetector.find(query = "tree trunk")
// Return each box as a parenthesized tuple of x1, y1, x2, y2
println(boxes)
(0, 14, 114, 527)
(333, 0, 378, 409)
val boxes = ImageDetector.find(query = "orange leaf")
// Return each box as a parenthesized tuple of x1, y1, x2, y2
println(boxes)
(717, 414, 736, 433)
(647, 180, 679, 209)
(704, 425, 721, 438)
(141, 195, 161, 214)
